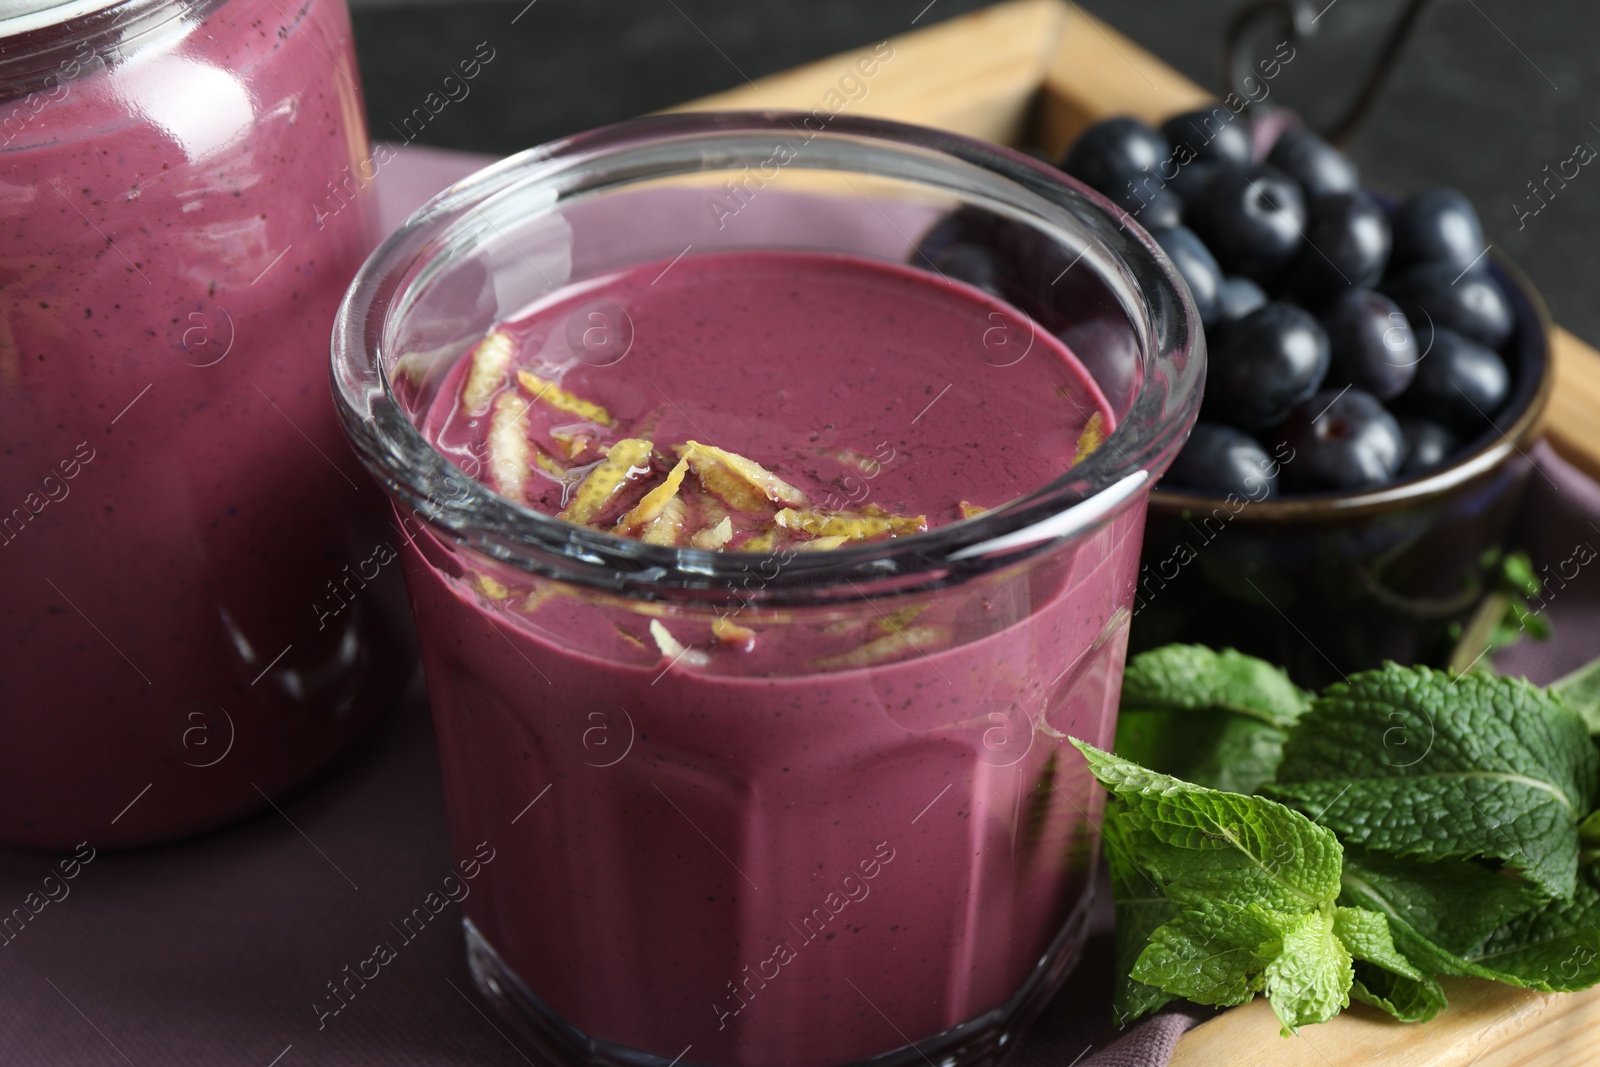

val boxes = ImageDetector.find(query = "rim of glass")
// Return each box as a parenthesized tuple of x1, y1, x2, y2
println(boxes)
(0, 0, 120, 37)
(331, 111, 1205, 605)
(0, 0, 217, 80)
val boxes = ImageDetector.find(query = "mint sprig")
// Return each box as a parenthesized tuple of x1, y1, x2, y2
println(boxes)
(1554, 655, 1600, 735)
(1267, 666, 1597, 899)
(1091, 645, 1600, 1035)
(1077, 741, 1411, 1034)
(1115, 645, 1311, 794)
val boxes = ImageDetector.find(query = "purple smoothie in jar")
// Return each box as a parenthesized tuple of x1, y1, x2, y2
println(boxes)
(0, 0, 409, 849)
(332, 113, 1204, 1067)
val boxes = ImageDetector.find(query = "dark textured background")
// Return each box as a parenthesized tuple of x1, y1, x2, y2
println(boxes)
(347, 0, 1600, 348)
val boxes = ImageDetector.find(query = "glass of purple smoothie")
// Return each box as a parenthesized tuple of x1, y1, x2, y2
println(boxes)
(332, 112, 1203, 1067)
(0, 0, 409, 849)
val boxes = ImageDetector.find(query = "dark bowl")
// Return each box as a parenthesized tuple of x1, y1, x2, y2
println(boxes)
(1131, 253, 1553, 687)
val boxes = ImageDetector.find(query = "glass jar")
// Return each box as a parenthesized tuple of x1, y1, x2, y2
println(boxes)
(0, 0, 409, 849)
(332, 113, 1202, 1067)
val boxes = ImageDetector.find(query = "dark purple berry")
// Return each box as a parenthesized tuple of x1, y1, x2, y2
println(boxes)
(1398, 418, 1461, 476)
(1166, 159, 1225, 203)
(1155, 226, 1224, 327)
(1383, 262, 1514, 351)
(1060, 116, 1170, 196)
(1186, 165, 1307, 284)
(1400, 327, 1510, 434)
(1280, 388, 1403, 490)
(1392, 187, 1486, 273)
(913, 206, 995, 262)
(1320, 290, 1418, 400)
(1283, 191, 1391, 304)
(930, 242, 1005, 298)
(1217, 276, 1268, 322)
(1266, 127, 1360, 202)
(1165, 422, 1280, 498)
(1112, 184, 1183, 231)
(1204, 302, 1330, 429)
(1161, 107, 1253, 167)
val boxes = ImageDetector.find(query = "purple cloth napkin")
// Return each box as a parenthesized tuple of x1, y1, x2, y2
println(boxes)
(0, 148, 1590, 1067)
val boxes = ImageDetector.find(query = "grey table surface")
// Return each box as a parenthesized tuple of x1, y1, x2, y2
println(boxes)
(347, 0, 1600, 351)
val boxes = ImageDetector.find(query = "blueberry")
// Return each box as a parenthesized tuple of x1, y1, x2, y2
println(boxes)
(1111, 184, 1183, 232)
(1382, 262, 1514, 350)
(1280, 388, 1403, 490)
(1392, 187, 1485, 273)
(1265, 127, 1359, 202)
(1165, 422, 1280, 498)
(1165, 159, 1225, 203)
(1155, 226, 1223, 327)
(1398, 417, 1461, 476)
(1217, 275, 1268, 322)
(929, 242, 1005, 298)
(1161, 107, 1253, 167)
(1282, 191, 1392, 304)
(1399, 327, 1510, 434)
(1320, 290, 1418, 400)
(1186, 165, 1307, 284)
(1060, 116, 1170, 196)
(913, 207, 997, 264)
(1203, 302, 1330, 429)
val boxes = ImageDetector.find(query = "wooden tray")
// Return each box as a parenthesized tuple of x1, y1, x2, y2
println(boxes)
(673, 3, 1600, 1063)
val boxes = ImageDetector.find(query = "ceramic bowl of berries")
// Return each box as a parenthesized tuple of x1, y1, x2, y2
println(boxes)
(1031, 109, 1553, 685)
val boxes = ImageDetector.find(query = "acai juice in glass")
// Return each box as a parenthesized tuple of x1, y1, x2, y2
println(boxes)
(0, 0, 409, 849)
(332, 112, 1203, 1067)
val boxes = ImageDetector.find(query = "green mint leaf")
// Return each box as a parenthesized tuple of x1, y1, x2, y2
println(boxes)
(1338, 846, 1544, 959)
(1103, 813, 1178, 1024)
(1076, 740, 1354, 1031)
(1348, 963, 1447, 1023)
(1553, 653, 1600, 735)
(1447, 550, 1551, 672)
(1268, 666, 1598, 899)
(1330, 905, 1445, 1022)
(1119, 645, 1311, 727)
(1076, 741, 1343, 912)
(1463, 864, 1600, 992)
(1130, 907, 1269, 1010)
(1332, 846, 1600, 994)
(1116, 646, 1311, 794)
(1262, 907, 1352, 1035)
(1334, 906, 1424, 980)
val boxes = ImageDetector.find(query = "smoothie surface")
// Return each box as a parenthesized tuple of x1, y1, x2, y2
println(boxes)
(423, 250, 1114, 548)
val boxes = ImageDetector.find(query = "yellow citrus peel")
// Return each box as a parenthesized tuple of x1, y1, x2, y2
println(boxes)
(1075, 411, 1106, 464)
(640, 494, 687, 547)
(461, 330, 515, 414)
(487, 393, 531, 503)
(794, 535, 852, 551)
(712, 616, 756, 650)
(615, 458, 690, 536)
(774, 507, 926, 540)
(738, 527, 785, 552)
(876, 604, 927, 634)
(677, 441, 807, 512)
(649, 619, 710, 667)
(559, 438, 654, 524)
(473, 573, 511, 600)
(691, 517, 735, 551)
(516, 369, 614, 426)
(813, 625, 948, 670)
